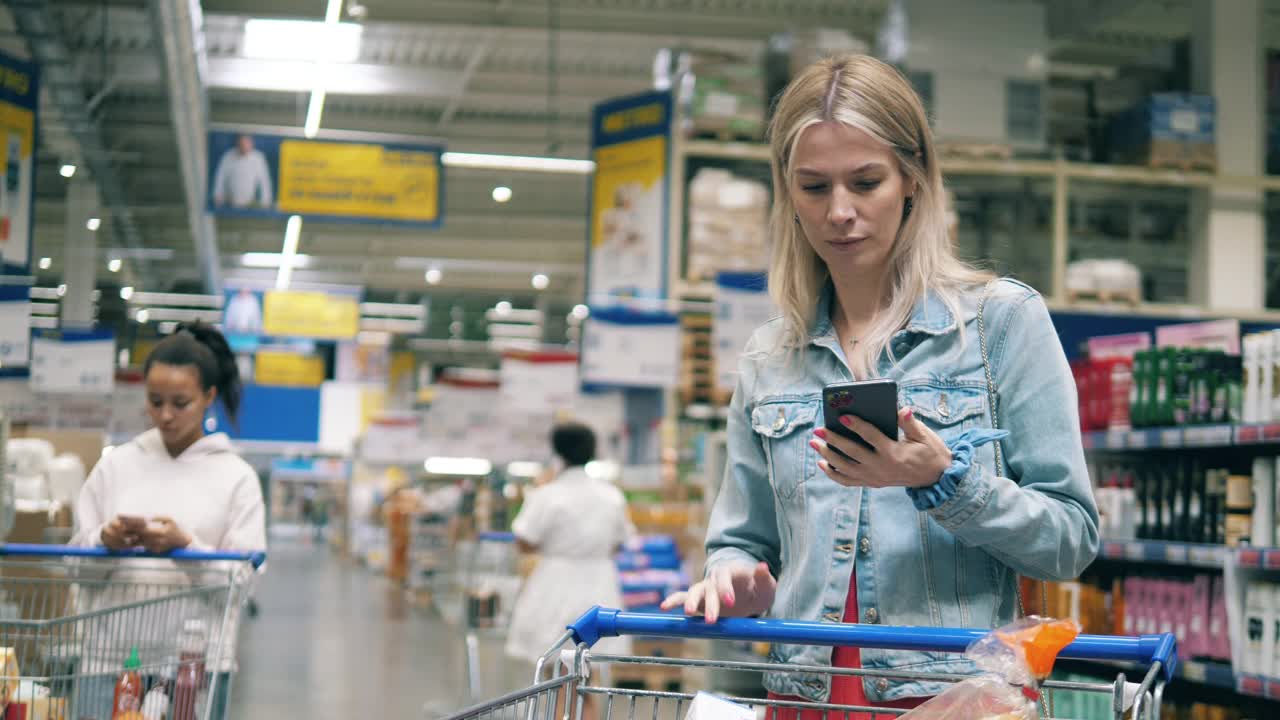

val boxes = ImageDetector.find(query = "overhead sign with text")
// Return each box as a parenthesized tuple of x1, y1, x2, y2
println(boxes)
(580, 308, 679, 390)
(207, 130, 443, 227)
(0, 51, 36, 275)
(587, 91, 672, 303)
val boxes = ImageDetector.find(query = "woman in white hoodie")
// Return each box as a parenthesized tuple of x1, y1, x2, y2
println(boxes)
(71, 322, 265, 720)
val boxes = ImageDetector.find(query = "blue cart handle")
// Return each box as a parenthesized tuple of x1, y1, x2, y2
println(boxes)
(569, 606, 1178, 682)
(477, 531, 516, 543)
(0, 544, 268, 570)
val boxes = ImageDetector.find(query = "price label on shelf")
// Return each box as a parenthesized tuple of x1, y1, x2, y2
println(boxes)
(1103, 542, 1125, 560)
(1239, 549, 1263, 568)
(1264, 424, 1280, 442)
(1237, 425, 1263, 444)
(1184, 425, 1233, 447)
(1164, 544, 1188, 565)
(1238, 674, 1265, 697)
(1265, 550, 1280, 570)
(1125, 543, 1145, 562)
(1189, 546, 1225, 567)
(1127, 431, 1148, 450)
(1181, 662, 1207, 684)
(1105, 431, 1127, 450)
(1159, 429, 1182, 448)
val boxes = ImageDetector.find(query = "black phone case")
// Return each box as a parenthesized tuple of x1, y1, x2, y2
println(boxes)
(822, 379, 899, 451)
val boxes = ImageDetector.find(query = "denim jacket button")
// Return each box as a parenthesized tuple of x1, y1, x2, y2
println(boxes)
(875, 678, 889, 693)
(864, 607, 879, 623)
(772, 409, 787, 432)
(859, 537, 871, 554)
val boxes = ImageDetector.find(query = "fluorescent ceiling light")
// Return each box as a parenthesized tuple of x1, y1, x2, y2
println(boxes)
(29, 316, 57, 330)
(492, 186, 512, 203)
(572, 304, 589, 320)
(442, 152, 595, 174)
(86, 217, 101, 232)
(276, 216, 303, 290)
(242, 19, 363, 63)
(304, 90, 326, 139)
(359, 302, 426, 319)
(120, 286, 134, 301)
(131, 292, 224, 308)
(37, 257, 50, 270)
(531, 273, 549, 290)
(136, 308, 224, 323)
(506, 461, 543, 479)
(56, 284, 66, 297)
(243, 252, 312, 269)
(29, 302, 58, 316)
(495, 301, 512, 316)
(107, 258, 122, 273)
(425, 267, 442, 285)
(135, 308, 150, 324)
(424, 457, 492, 477)
(59, 164, 75, 178)
(359, 317, 423, 334)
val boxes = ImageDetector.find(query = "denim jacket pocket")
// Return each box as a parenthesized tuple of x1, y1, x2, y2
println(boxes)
(750, 398, 819, 500)
(901, 383, 986, 440)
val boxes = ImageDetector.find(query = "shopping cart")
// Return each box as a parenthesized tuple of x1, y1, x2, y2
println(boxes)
(459, 531, 523, 704)
(445, 605, 1178, 720)
(0, 543, 265, 720)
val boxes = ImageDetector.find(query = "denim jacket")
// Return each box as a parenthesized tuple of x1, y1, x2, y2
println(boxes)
(704, 279, 1100, 703)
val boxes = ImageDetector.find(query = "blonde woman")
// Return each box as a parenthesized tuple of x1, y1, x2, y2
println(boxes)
(662, 55, 1098, 717)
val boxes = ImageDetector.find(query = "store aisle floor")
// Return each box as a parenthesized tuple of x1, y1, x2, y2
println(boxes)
(228, 538, 515, 719)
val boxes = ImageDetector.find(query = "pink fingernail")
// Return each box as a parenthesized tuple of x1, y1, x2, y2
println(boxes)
(840, 416, 853, 427)
(808, 439, 821, 451)
(813, 428, 828, 439)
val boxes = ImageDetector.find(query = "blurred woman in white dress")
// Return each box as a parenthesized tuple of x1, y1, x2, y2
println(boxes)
(506, 423, 632, 687)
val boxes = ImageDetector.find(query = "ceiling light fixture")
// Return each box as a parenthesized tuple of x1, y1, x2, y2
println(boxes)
(276, 215, 303, 290)
(495, 300, 512, 316)
(107, 258, 122, 273)
(442, 152, 595, 174)
(37, 257, 50, 270)
(86, 217, 101, 231)
(59, 164, 76, 178)
(425, 267, 442, 285)
(135, 308, 150, 324)
(491, 186, 512, 203)
(242, 18, 362, 63)
(531, 273, 549, 290)
(572, 304, 589, 320)
(56, 284, 66, 297)
(120, 286, 134, 301)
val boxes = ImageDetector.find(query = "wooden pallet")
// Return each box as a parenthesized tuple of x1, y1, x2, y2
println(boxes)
(1065, 287, 1141, 305)
(1145, 156, 1217, 174)
(937, 141, 1013, 161)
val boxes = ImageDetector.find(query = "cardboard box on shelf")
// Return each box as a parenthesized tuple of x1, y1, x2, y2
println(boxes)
(8, 427, 104, 477)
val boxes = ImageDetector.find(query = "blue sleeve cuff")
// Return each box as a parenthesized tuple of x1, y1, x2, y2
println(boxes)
(906, 429, 1010, 511)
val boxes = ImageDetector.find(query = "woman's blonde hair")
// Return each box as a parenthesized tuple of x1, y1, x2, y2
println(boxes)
(766, 54, 990, 378)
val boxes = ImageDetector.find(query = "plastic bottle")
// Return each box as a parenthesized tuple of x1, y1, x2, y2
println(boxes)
(142, 684, 170, 720)
(173, 620, 208, 720)
(1130, 349, 1147, 428)
(112, 647, 144, 718)
(1245, 335, 1261, 423)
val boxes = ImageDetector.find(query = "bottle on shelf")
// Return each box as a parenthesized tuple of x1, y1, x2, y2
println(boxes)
(112, 647, 144, 718)
(173, 619, 209, 720)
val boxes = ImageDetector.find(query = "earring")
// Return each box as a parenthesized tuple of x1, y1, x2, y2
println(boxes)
(903, 197, 914, 217)
(204, 413, 217, 433)
(794, 214, 800, 225)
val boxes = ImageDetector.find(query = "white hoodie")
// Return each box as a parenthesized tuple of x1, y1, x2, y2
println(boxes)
(71, 428, 265, 673)
(73, 428, 265, 555)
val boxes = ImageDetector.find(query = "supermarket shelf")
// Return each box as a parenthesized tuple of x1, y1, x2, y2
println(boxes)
(1081, 423, 1280, 451)
(1065, 658, 1235, 690)
(1098, 539, 1227, 569)
(1233, 547, 1280, 570)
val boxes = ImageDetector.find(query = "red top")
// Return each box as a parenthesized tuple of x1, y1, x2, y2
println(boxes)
(766, 572, 928, 720)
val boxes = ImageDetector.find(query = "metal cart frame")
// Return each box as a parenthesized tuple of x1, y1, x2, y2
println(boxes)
(446, 605, 1178, 720)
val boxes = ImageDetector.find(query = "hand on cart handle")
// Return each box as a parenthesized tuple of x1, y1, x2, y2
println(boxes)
(659, 561, 775, 623)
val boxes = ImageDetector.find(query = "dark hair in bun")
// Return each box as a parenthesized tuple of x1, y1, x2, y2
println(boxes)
(144, 321, 242, 424)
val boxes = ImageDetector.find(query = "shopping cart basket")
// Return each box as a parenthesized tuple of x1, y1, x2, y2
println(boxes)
(0, 543, 265, 720)
(445, 605, 1178, 720)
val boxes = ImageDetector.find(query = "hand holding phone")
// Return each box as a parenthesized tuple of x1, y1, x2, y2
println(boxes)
(822, 379, 899, 453)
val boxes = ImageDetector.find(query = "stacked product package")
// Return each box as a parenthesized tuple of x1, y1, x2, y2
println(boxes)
(686, 169, 770, 283)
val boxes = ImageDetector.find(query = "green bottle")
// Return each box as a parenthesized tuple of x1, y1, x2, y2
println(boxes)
(1130, 350, 1148, 428)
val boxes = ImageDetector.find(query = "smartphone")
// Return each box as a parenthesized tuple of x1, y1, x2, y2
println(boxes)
(822, 379, 900, 453)
(117, 515, 147, 530)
